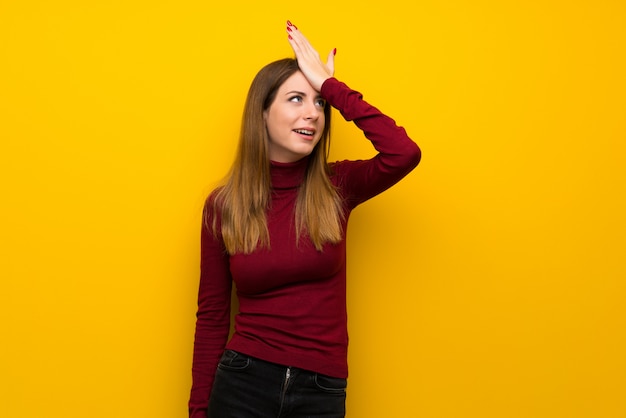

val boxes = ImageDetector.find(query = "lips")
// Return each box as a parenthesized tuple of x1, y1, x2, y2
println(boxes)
(292, 128, 316, 141)
(293, 128, 315, 136)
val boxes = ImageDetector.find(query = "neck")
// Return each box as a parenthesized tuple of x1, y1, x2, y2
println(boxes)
(270, 157, 309, 190)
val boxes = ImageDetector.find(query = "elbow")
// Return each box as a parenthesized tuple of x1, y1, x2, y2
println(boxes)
(407, 141, 422, 169)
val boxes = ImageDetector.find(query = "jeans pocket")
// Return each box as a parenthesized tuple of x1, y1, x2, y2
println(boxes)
(314, 374, 347, 393)
(217, 350, 251, 371)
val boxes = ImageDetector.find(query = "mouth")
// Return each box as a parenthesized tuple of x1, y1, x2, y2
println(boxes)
(293, 128, 316, 138)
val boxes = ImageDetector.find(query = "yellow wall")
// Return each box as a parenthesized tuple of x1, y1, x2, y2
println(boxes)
(1, 1, 625, 417)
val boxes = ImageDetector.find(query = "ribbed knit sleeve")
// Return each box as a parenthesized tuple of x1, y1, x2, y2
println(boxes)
(189, 197, 232, 418)
(320, 77, 421, 208)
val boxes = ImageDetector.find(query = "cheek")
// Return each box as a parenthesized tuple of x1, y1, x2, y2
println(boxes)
(320, 112, 327, 132)
(313, 133, 324, 148)
(267, 109, 292, 131)
(318, 114, 326, 137)
(265, 112, 284, 142)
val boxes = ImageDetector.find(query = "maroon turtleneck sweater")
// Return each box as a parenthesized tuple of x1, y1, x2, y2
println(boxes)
(189, 77, 421, 417)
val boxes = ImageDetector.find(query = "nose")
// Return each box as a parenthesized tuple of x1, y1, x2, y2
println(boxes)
(303, 101, 321, 121)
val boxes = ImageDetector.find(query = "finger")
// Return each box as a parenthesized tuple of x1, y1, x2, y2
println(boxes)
(287, 23, 318, 58)
(285, 21, 331, 90)
(326, 48, 336, 77)
(287, 30, 307, 59)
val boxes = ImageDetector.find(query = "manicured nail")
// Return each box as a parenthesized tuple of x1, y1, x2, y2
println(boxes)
(333, 48, 337, 55)
(287, 20, 293, 26)
(288, 34, 293, 40)
(287, 26, 292, 32)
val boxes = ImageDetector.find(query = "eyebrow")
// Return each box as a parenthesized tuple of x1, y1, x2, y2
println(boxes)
(284, 90, 324, 99)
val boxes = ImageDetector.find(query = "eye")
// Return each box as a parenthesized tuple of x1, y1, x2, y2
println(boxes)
(289, 95, 303, 103)
(315, 98, 327, 108)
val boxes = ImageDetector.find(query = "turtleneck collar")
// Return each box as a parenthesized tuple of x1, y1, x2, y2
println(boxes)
(270, 157, 309, 190)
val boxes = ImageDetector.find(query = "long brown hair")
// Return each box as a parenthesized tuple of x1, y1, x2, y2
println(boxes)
(207, 58, 344, 254)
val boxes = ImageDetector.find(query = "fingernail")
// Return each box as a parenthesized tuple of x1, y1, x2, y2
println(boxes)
(287, 26, 292, 32)
(287, 20, 293, 26)
(333, 48, 337, 55)
(293, 24, 298, 30)
(288, 34, 293, 40)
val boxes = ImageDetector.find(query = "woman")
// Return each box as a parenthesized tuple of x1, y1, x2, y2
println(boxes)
(189, 21, 421, 418)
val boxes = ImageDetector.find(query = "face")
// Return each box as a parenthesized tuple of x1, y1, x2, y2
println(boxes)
(264, 71, 326, 163)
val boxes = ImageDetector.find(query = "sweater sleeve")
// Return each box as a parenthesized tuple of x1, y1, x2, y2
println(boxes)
(189, 198, 232, 418)
(320, 77, 421, 208)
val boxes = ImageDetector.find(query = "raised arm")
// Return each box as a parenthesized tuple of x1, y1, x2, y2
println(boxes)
(286, 21, 421, 207)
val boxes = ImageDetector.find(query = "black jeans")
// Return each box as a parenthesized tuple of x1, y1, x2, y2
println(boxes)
(208, 350, 347, 418)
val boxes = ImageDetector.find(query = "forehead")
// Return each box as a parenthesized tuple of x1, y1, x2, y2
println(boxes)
(277, 71, 318, 94)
